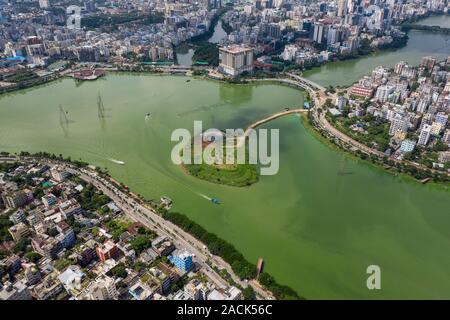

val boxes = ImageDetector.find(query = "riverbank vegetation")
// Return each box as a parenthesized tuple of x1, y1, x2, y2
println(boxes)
(0, 72, 62, 95)
(192, 43, 219, 66)
(81, 12, 164, 31)
(175, 7, 231, 66)
(306, 112, 450, 184)
(401, 23, 450, 34)
(184, 161, 258, 187)
(182, 139, 259, 187)
(326, 109, 390, 152)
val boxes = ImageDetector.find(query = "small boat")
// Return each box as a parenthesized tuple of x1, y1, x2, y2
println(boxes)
(186, 79, 191, 82)
(145, 113, 151, 119)
(211, 198, 220, 204)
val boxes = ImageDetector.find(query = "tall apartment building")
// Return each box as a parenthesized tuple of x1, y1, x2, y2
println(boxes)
(389, 114, 408, 136)
(375, 85, 395, 102)
(418, 124, 432, 146)
(313, 23, 327, 44)
(420, 56, 436, 70)
(337, 0, 347, 17)
(219, 45, 254, 77)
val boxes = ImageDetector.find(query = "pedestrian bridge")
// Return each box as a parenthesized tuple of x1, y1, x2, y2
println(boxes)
(236, 108, 308, 147)
(248, 73, 326, 93)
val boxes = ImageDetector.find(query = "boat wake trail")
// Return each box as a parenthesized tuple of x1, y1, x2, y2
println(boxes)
(108, 158, 125, 165)
(198, 193, 212, 201)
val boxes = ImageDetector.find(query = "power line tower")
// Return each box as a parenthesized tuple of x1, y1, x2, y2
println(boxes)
(59, 104, 70, 125)
(97, 93, 106, 119)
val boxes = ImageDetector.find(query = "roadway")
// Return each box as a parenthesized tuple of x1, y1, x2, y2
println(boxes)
(0, 156, 274, 298)
(7, 157, 274, 299)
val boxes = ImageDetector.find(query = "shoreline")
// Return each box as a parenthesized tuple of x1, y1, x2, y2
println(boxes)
(1, 11, 447, 98)
(0, 152, 301, 300)
(300, 113, 449, 189)
(1, 70, 447, 185)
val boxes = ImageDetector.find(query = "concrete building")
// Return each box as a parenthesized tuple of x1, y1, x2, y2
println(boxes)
(96, 240, 121, 262)
(58, 265, 84, 294)
(435, 112, 448, 127)
(443, 129, 450, 145)
(2, 190, 32, 209)
(336, 96, 347, 110)
(313, 23, 327, 44)
(418, 124, 432, 146)
(8, 222, 30, 241)
(129, 281, 153, 300)
(25, 265, 42, 285)
(88, 275, 118, 300)
(0, 280, 32, 300)
(39, 0, 50, 9)
(375, 85, 395, 102)
(32, 272, 64, 300)
(219, 45, 254, 77)
(168, 249, 193, 272)
(400, 139, 416, 153)
(420, 56, 436, 70)
(389, 114, 408, 136)
(337, 0, 348, 17)
(50, 165, 70, 182)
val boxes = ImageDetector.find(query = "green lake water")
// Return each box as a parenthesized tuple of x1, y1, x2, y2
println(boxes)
(304, 30, 450, 87)
(0, 23, 449, 299)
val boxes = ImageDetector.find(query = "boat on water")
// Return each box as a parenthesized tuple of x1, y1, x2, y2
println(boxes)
(145, 113, 151, 119)
(211, 198, 220, 204)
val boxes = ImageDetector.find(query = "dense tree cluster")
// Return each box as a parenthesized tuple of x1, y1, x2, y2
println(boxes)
(76, 184, 110, 212)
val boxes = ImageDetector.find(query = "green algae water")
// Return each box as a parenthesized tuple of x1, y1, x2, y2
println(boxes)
(1, 23, 450, 299)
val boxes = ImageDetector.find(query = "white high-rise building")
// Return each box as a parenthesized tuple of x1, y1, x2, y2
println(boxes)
(418, 124, 432, 146)
(219, 45, 254, 77)
(313, 23, 327, 44)
(443, 129, 450, 145)
(389, 114, 408, 136)
(327, 27, 340, 45)
(375, 85, 395, 102)
(337, 0, 347, 17)
(39, 0, 50, 9)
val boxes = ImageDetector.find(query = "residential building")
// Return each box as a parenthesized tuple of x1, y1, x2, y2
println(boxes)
(219, 45, 254, 77)
(418, 124, 432, 146)
(88, 275, 118, 300)
(50, 165, 70, 182)
(400, 139, 416, 153)
(168, 249, 193, 272)
(8, 222, 30, 241)
(0, 280, 32, 300)
(389, 114, 408, 136)
(96, 241, 121, 262)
